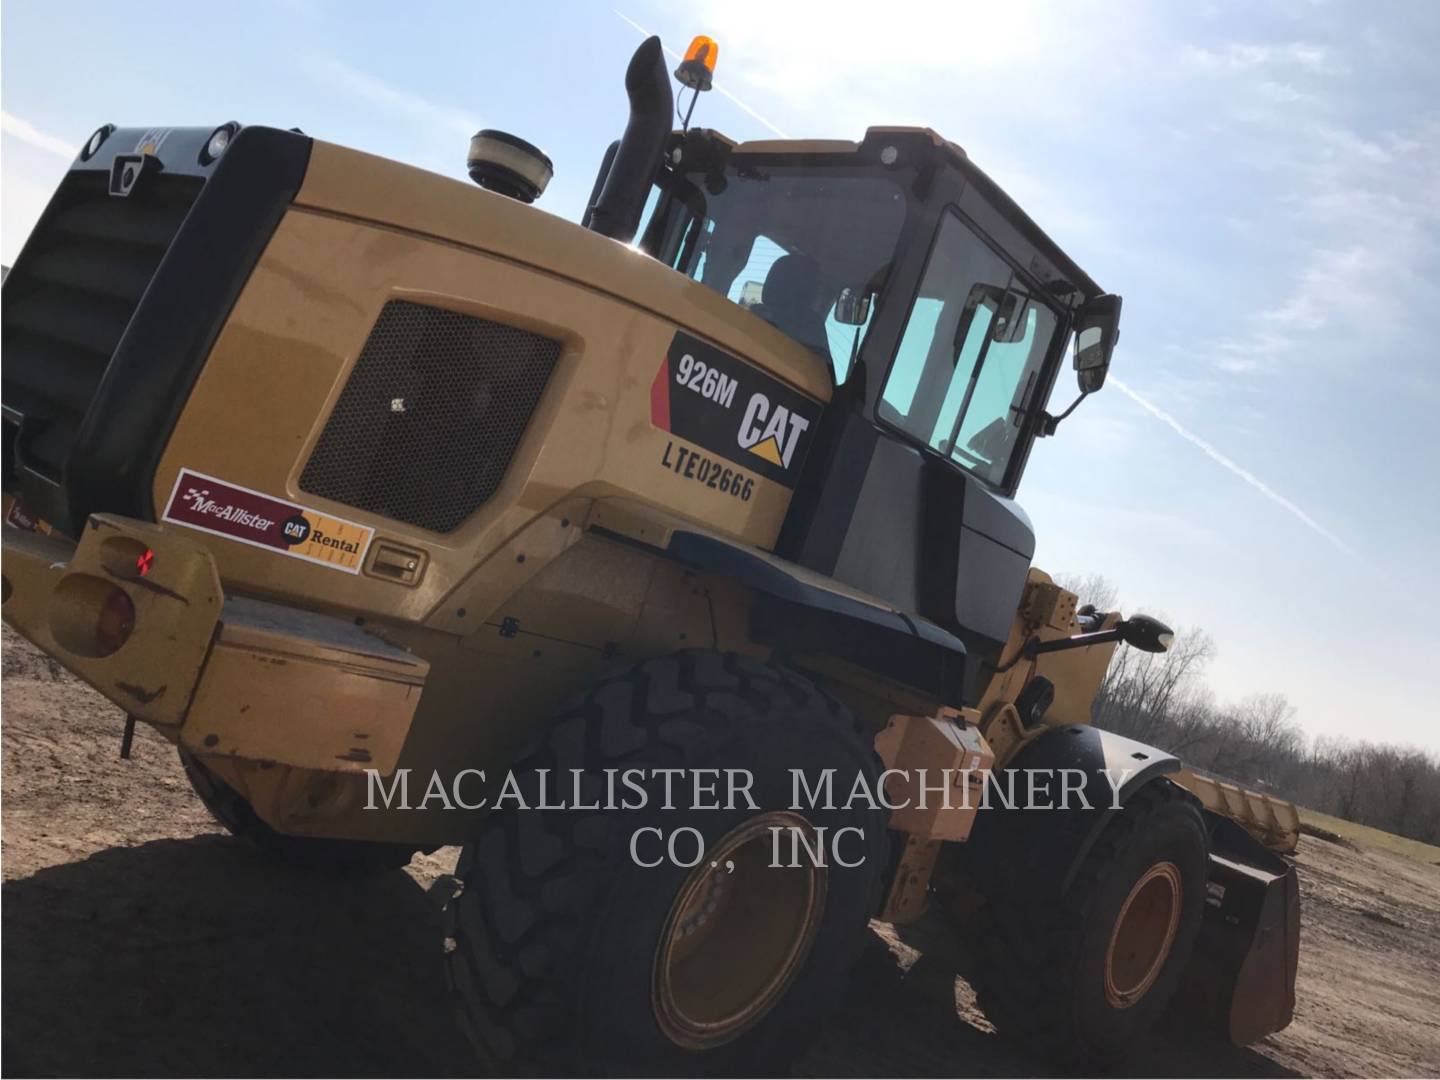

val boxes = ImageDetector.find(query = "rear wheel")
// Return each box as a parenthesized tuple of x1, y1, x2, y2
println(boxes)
(443, 650, 889, 1075)
(971, 779, 1206, 1064)
(179, 749, 419, 873)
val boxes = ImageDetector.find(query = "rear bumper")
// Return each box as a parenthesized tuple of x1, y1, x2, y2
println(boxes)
(2, 509, 426, 774)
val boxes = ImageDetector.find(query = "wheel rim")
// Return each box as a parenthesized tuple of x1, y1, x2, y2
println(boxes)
(652, 811, 828, 1049)
(1104, 860, 1183, 1009)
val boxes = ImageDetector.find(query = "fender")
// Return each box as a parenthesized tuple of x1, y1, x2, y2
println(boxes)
(965, 723, 1181, 899)
(663, 530, 968, 705)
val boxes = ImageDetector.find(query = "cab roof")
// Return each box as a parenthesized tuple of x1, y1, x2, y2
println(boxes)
(722, 126, 1103, 304)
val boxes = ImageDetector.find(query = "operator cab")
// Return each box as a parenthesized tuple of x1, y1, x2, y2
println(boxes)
(586, 39, 1122, 694)
(636, 127, 1118, 495)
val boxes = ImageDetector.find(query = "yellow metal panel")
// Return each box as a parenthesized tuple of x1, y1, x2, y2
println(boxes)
(292, 142, 833, 401)
(1, 514, 222, 728)
(874, 707, 991, 842)
(976, 569, 1119, 750)
(179, 597, 427, 774)
(155, 210, 811, 632)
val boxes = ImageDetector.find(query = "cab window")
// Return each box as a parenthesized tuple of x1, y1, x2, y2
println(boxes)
(879, 212, 1060, 488)
(824, 296, 874, 384)
(642, 164, 907, 387)
(714, 233, 878, 385)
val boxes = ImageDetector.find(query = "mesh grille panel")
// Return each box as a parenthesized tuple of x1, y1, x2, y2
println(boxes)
(300, 301, 562, 533)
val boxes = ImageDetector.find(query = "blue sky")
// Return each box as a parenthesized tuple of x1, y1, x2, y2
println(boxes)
(4, 1, 1438, 751)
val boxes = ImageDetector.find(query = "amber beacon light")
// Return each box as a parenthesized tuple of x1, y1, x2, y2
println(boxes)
(675, 35, 719, 92)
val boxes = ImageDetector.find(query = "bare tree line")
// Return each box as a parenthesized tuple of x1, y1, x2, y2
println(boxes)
(1062, 574, 1440, 846)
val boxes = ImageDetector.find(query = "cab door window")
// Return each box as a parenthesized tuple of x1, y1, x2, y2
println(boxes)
(878, 212, 1060, 488)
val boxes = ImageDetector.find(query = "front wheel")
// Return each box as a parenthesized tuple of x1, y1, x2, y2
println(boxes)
(443, 650, 889, 1075)
(971, 778, 1207, 1064)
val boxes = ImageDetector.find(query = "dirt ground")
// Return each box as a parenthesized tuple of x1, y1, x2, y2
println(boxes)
(4, 625, 1438, 1078)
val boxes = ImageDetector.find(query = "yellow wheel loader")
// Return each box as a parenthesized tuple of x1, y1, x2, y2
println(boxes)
(1, 34, 1298, 1074)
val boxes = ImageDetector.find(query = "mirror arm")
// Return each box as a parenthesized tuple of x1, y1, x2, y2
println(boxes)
(988, 624, 1123, 673)
(1039, 391, 1089, 437)
(1030, 627, 1125, 655)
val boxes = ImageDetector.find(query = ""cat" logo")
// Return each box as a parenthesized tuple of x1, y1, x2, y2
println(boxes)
(736, 393, 811, 469)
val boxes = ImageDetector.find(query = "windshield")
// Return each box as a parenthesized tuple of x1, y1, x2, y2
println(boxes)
(642, 163, 907, 381)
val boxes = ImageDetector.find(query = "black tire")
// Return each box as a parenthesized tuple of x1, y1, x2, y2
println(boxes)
(443, 650, 889, 1076)
(971, 778, 1207, 1065)
(179, 748, 419, 873)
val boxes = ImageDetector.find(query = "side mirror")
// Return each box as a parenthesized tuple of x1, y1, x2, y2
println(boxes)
(951, 282, 1008, 353)
(1074, 293, 1122, 393)
(834, 287, 871, 326)
(1117, 614, 1174, 654)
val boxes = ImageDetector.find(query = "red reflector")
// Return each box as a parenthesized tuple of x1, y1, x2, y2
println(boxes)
(136, 548, 155, 577)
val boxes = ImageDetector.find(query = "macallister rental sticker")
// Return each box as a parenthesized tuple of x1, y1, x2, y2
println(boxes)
(650, 331, 821, 495)
(162, 468, 373, 574)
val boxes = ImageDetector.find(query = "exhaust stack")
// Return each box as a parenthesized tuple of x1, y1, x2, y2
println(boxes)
(585, 36, 672, 243)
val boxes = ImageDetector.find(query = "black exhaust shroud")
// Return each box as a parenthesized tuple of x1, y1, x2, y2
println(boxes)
(1, 125, 311, 536)
(584, 36, 672, 244)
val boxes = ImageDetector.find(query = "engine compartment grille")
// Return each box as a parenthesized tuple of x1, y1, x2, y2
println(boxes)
(300, 301, 563, 533)
(1, 170, 203, 481)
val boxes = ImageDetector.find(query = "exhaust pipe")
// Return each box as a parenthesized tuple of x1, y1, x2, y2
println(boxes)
(581, 140, 620, 230)
(586, 36, 672, 244)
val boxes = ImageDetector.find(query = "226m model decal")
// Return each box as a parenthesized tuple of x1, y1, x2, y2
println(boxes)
(650, 331, 821, 488)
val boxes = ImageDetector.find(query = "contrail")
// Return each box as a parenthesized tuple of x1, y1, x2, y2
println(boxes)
(2, 111, 75, 158)
(1110, 376, 1352, 555)
(612, 10, 791, 138)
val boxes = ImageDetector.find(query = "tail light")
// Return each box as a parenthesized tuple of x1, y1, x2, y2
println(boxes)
(96, 588, 135, 656)
(48, 574, 136, 658)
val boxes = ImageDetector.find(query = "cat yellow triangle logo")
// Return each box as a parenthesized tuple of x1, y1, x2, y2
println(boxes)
(748, 436, 784, 466)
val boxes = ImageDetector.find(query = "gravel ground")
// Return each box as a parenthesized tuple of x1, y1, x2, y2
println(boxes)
(4, 625, 1438, 1077)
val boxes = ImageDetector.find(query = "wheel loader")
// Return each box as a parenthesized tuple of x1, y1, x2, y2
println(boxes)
(1, 32, 1299, 1075)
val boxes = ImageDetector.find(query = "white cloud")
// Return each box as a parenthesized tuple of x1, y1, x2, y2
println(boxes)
(1316, 124, 1396, 165)
(1264, 244, 1398, 332)
(1169, 43, 1439, 376)
(686, 0, 1077, 114)
(1212, 330, 1294, 372)
(1, 169, 65, 266)
(1257, 80, 1308, 104)
(1, 111, 77, 158)
(307, 56, 481, 139)
(1182, 41, 1332, 72)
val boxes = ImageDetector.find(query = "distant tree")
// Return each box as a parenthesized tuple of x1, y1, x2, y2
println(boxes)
(1056, 572, 1120, 614)
(1094, 628, 1214, 746)
(1064, 576, 1440, 845)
